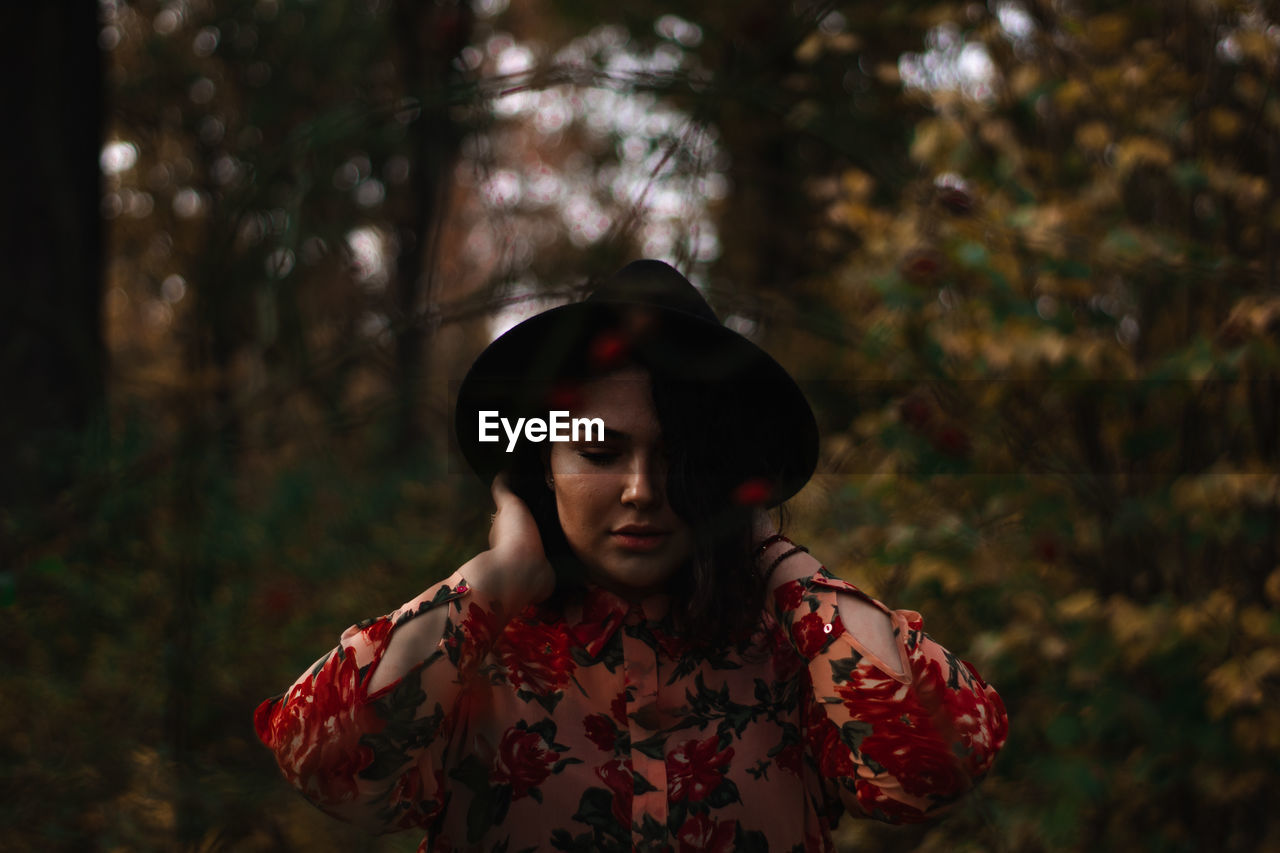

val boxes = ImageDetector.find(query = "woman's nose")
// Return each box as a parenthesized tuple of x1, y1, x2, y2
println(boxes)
(621, 456, 661, 508)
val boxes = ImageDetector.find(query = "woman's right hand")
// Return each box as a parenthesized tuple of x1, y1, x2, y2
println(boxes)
(484, 473, 556, 608)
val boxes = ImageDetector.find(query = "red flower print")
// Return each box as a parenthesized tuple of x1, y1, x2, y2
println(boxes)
(854, 778, 930, 824)
(651, 623, 686, 660)
(791, 611, 843, 659)
(609, 690, 628, 724)
(571, 587, 625, 654)
(862, 730, 970, 799)
(597, 756, 633, 826)
(446, 603, 501, 670)
(499, 619, 575, 695)
(966, 662, 1009, 765)
(255, 648, 385, 804)
(461, 602, 499, 649)
(676, 811, 737, 853)
(843, 659, 978, 800)
(770, 626, 804, 683)
(902, 610, 924, 634)
(253, 569, 1009, 848)
(911, 656, 1008, 775)
(835, 662, 919, 726)
(773, 580, 805, 613)
(584, 713, 617, 752)
(388, 764, 446, 830)
(359, 617, 394, 649)
(492, 725, 560, 799)
(667, 735, 734, 803)
(804, 714, 856, 779)
(914, 655, 971, 711)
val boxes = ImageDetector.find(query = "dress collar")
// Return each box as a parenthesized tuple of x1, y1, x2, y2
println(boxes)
(562, 583, 673, 658)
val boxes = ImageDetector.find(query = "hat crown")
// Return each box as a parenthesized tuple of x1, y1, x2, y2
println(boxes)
(455, 258, 817, 506)
(586, 260, 718, 324)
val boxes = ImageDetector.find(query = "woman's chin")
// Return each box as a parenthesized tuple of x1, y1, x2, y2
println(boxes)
(583, 559, 679, 600)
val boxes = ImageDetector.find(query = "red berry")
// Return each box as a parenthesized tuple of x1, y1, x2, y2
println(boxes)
(1033, 534, 1060, 563)
(937, 186, 975, 215)
(932, 425, 970, 458)
(900, 249, 943, 283)
(898, 394, 933, 430)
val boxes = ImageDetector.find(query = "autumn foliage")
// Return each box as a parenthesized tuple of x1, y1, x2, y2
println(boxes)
(5, 1, 1278, 851)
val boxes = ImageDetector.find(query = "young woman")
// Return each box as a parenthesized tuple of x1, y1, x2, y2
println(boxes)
(254, 260, 1008, 852)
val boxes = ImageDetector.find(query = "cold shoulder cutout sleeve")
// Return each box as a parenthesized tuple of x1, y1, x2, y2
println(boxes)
(253, 574, 505, 834)
(770, 564, 1009, 823)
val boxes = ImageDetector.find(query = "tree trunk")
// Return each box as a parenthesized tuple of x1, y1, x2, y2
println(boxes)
(391, 0, 473, 452)
(1, 2, 105, 513)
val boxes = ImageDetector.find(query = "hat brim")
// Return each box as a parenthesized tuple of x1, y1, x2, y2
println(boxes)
(454, 299, 818, 507)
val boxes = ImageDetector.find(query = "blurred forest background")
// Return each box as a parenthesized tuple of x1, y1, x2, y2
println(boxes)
(4, 0, 1279, 850)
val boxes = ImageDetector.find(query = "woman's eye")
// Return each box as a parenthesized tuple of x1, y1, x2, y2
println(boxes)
(578, 451, 620, 466)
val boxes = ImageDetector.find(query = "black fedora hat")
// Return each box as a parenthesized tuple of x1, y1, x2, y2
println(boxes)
(453, 260, 818, 507)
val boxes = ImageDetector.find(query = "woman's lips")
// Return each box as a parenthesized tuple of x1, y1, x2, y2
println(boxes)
(611, 529, 669, 551)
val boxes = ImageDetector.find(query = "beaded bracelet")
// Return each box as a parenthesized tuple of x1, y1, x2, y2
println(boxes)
(762, 544, 809, 587)
(752, 533, 792, 559)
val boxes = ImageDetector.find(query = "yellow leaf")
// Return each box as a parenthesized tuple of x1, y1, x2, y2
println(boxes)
(1057, 589, 1100, 621)
(1265, 567, 1280, 607)
(1087, 13, 1131, 52)
(1040, 634, 1069, 661)
(1075, 121, 1111, 152)
(910, 118, 965, 167)
(908, 553, 964, 591)
(1209, 107, 1243, 139)
(1206, 649, 1280, 715)
(1107, 596, 1148, 647)
(1055, 79, 1089, 113)
(794, 32, 823, 64)
(873, 62, 900, 86)
(1236, 30, 1271, 63)
(840, 168, 875, 201)
(1114, 136, 1174, 175)
(1238, 606, 1274, 641)
(1010, 66, 1041, 99)
(1234, 72, 1264, 104)
(1203, 589, 1237, 623)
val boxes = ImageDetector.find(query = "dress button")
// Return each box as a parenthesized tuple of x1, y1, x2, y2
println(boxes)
(823, 623, 833, 633)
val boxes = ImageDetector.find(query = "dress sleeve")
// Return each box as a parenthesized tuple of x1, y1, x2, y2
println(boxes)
(772, 564, 1009, 823)
(253, 575, 503, 833)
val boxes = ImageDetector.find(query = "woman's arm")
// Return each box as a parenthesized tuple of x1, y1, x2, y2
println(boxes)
(253, 477, 554, 833)
(365, 487, 554, 695)
(757, 532, 1008, 823)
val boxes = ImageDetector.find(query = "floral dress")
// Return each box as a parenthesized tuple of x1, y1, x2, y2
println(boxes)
(254, 556, 1008, 852)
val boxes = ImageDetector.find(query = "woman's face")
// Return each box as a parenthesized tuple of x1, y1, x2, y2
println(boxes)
(548, 367, 694, 598)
